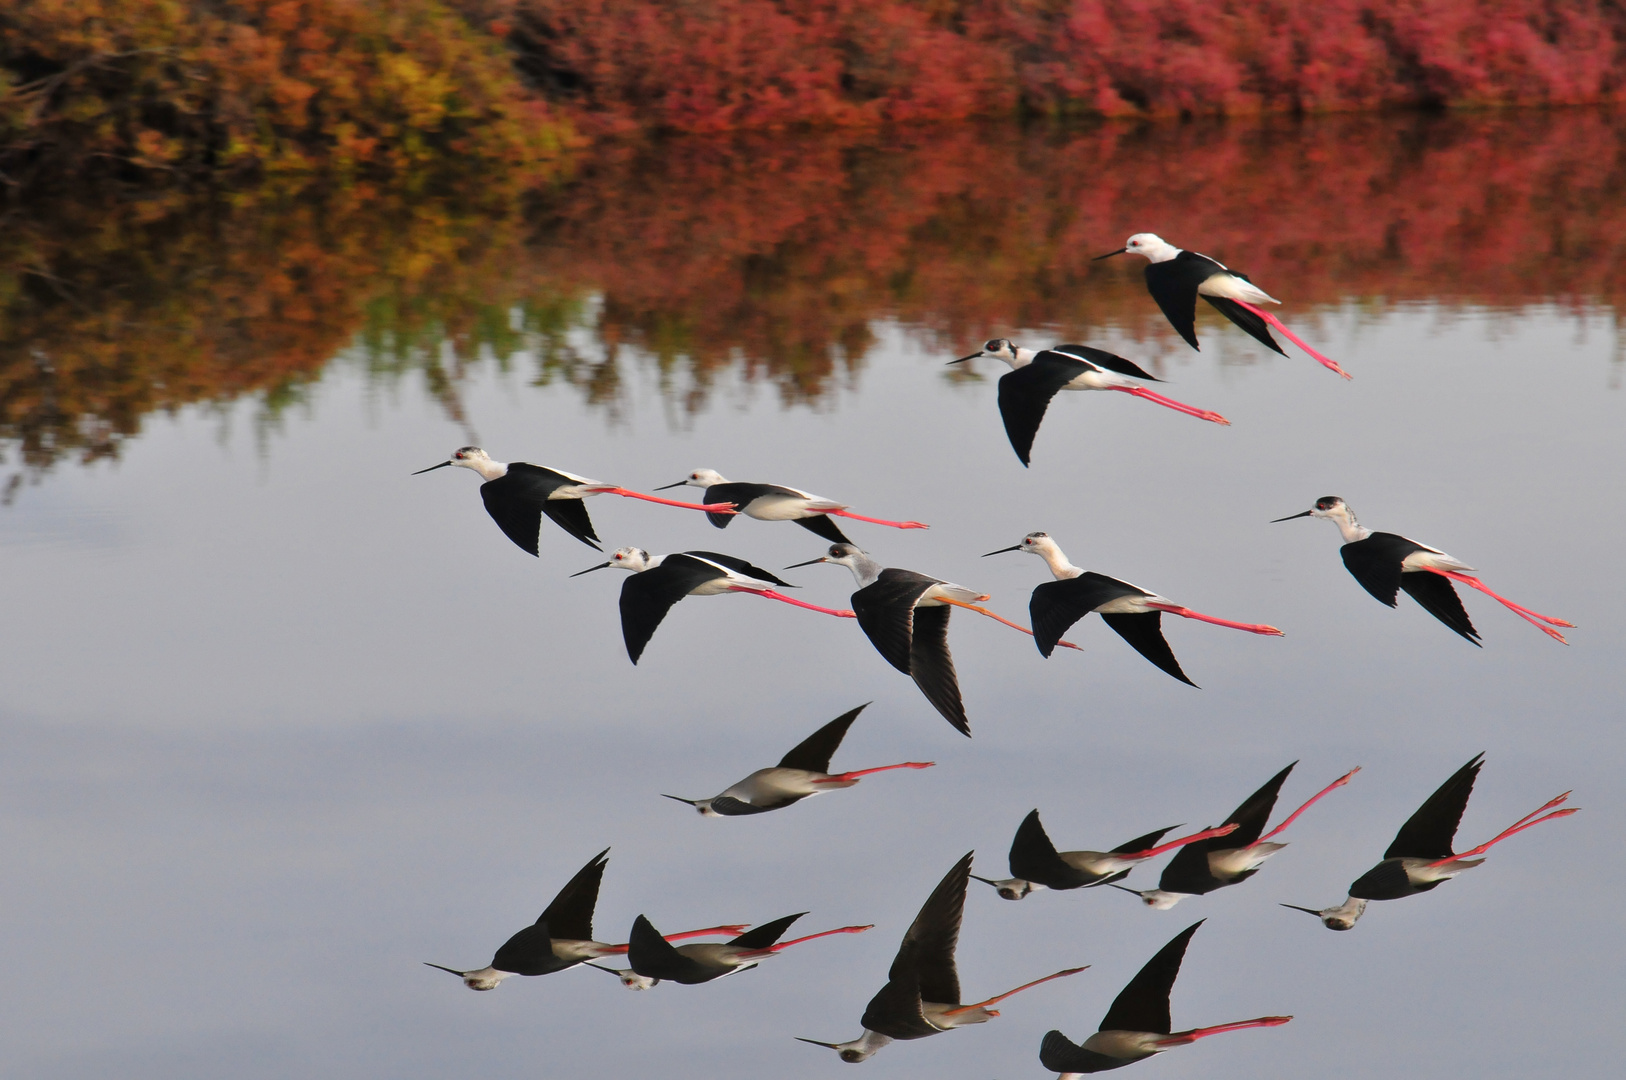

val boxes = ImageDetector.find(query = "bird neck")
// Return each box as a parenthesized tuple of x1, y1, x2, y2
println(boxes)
(1139, 238, 1182, 263)
(843, 553, 883, 588)
(463, 458, 508, 482)
(1329, 508, 1370, 544)
(1036, 543, 1082, 580)
(1005, 347, 1039, 369)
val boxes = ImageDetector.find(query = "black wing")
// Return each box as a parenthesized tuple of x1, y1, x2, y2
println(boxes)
(1039, 1030, 1125, 1074)
(491, 920, 563, 976)
(685, 550, 793, 587)
(1340, 532, 1429, 607)
(1201, 294, 1285, 354)
(480, 464, 600, 553)
(1009, 810, 1097, 889)
(1049, 344, 1160, 381)
(626, 915, 714, 983)
(1349, 857, 1430, 900)
(793, 513, 853, 544)
(1100, 612, 1195, 686)
(1387, 753, 1484, 860)
(1144, 256, 1205, 351)
(618, 555, 727, 664)
(727, 912, 805, 951)
(1400, 571, 1481, 645)
(996, 352, 1091, 466)
(708, 795, 780, 816)
(537, 848, 609, 942)
(888, 852, 971, 1007)
(778, 703, 869, 772)
(851, 570, 940, 673)
(701, 483, 751, 530)
(1109, 827, 1175, 855)
(1098, 921, 1203, 1035)
(1030, 573, 1145, 658)
(1219, 762, 1296, 847)
(909, 604, 968, 736)
(861, 968, 937, 1040)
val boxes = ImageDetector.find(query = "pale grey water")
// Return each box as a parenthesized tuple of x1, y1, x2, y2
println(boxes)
(1, 301, 1621, 1077)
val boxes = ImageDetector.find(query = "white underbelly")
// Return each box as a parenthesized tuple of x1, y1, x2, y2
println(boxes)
(1401, 549, 1475, 573)
(1197, 272, 1278, 304)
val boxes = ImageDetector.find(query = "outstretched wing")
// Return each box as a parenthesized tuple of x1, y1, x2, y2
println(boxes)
(996, 353, 1090, 466)
(618, 555, 726, 663)
(910, 605, 968, 736)
(1145, 259, 1203, 351)
(793, 513, 853, 545)
(1009, 810, 1096, 889)
(538, 848, 609, 942)
(1098, 921, 1204, 1035)
(1400, 572, 1481, 645)
(1030, 573, 1144, 658)
(851, 570, 939, 673)
(1109, 827, 1176, 856)
(1039, 1029, 1123, 1074)
(1100, 612, 1195, 686)
(701, 484, 747, 529)
(889, 853, 971, 1006)
(1219, 762, 1296, 847)
(1386, 753, 1484, 860)
(1201, 293, 1285, 354)
(626, 915, 714, 983)
(1049, 344, 1160, 381)
(490, 920, 562, 976)
(727, 912, 805, 951)
(778, 703, 869, 772)
(861, 969, 937, 1040)
(685, 550, 793, 587)
(480, 464, 600, 553)
(1340, 532, 1429, 607)
(1349, 857, 1426, 900)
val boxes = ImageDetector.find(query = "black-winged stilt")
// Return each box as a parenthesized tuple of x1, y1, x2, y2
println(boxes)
(593, 912, 871, 989)
(661, 703, 932, 816)
(949, 340, 1229, 466)
(1281, 753, 1576, 931)
(572, 547, 855, 664)
(786, 544, 1080, 736)
(653, 469, 928, 544)
(971, 811, 1239, 901)
(413, 447, 731, 554)
(1112, 763, 1359, 909)
(423, 849, 745, 990)
(983, 532, 1283, 685)
(1038, 921, 1290, 1075)
(797, 852, 1085, 1063)
(1096, 233, 1349, 379)
(1272, 496, 1574, 645)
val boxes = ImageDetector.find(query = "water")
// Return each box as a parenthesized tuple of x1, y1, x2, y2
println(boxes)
(1, 112, 1622, 1078)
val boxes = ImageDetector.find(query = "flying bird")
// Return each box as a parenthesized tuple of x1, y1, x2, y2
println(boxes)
(661, 703, 933, 816)
(654, 469, 928, 544)
(423, 849, 745, 990)
(1282, 753, 1576, 931)
(591, 912, 870, 989)
(949, 340, 1229, 466)
(1096, 233, 1348, 378)
(1038, 921, 1290, 1075)
(413, 446, 731, 554)
(1113, 762, 1360, 909)
(798, 852, 1085, 1063)
(972, 811, 1238, 900)
(984, 532, 1283, 685)
(573, 547, 855, 663)
(1272, 496, 1573, 644)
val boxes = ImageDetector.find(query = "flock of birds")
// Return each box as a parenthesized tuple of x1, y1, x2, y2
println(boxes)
(414, 234, 1578, 1073)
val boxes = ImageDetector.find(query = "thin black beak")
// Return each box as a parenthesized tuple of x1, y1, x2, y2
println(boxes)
(1270, 510, 1315, 523)
(783, 557, 828, 569)
(660, 794, 698, 805)
(412, 461, 453, 475)
(1105, 883, 1142, 896)
(423, 962, 466, 976)
(652, 480, 688, 490)
(1279, 904, 1325, 917)
(794, 1038, 844, 1050)
(1093, 248, 1128, 260)
(571, 562, 613, 577)
(982, 545, 1023, 557)
(969, 874, 1002, 888)
(948, 353, 980, 365)
(581, 962, 623, 976)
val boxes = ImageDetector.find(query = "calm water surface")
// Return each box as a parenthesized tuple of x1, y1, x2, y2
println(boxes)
(1, 112, 1622, 1079)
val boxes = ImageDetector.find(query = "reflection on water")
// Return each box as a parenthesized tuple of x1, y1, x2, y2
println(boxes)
(3, 109, 1624, 495)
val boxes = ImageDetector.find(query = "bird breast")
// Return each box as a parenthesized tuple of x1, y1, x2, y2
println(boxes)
(550, 938, 616, 963)
(1400, 855, 1486, 884)
(1400, 548, 1475, 573)
(921, 1001, 992, 1030)
(1063, 368, 1137, 392)
(1208, 842, 1286, 877)
(1079, 1030, 1163, 1061)
(918, 582, 985, 605)
(1196, 272, 1279, 304)
(745, 490, 845, 519)
(675, 943, 751, 969)
(1059, 850, 1123, 875)
(726, 768, 833, 800)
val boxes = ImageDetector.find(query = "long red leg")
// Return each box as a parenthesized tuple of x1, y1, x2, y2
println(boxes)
(822, 509, 930, 530)
(812, 762, 935, 783)
(1156, 1016, 1293, 1046)
(941, 967, 1087, 1016)
(1146, 603, 1284, 636)
(731, 586, 856, 617)
(1250, 767, 1361, 847)
(735, 925, 873, 958)
(1115, 386, 1231, 425)
(1427, 569, 1574, 642)
(939, 597, 1084, 651)
(1231, 299, 1350, 378)
(588, 486, 737, 514)
(1427, 792, 1577, 867)
(1117, 822, 1239, 860)
(599, 924, 749, 953)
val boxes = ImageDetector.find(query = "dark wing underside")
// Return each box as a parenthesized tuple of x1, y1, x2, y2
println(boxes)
(684, 550, 793, 587)
(1049, 344, 1160, 381)
(491, 920, 564, 976)
(852, 571, 939, 673)
(1400, 571, 1481, 645)
(708, 795, 781, 815)
(1039, 1030, 1128, 1073)
(728, 912, 804, 951)
(1340, 532, 1428, 607)
(618, 555, 727, 663)
(909, 604, 968, 736)
(1029, 573, 1145, 658)
(480, 464, 600, 553)
(626, 915, 715, 983)
(1144, 258, 1204, 351)
(537, 848, 609, 943)
(1109, 827, 1175, 856)
(777, 703, 868, 772)
(996, 353, 1091, 466)
(861, 970, 938, 1040)
(1010, 810, 1098, 889)
(1386, 753, 1484, 860)
(1349, 857, 1431, 900)
(1100, 612, 1195, 686)
(702, 484, 752, 529)
(1201, 293, 1285, 354)
(890, 853, 971, 1006)
(1221, 762, 1296, 847)
(793, 513, 853, 545)
(1098, 921, 1203, 1035)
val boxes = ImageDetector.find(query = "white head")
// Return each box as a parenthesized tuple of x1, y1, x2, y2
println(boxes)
(985, 531, 1062, 560)
(972, 873, 1034, 901)
(1272, 496, 1369, 543)
(1134, 889, 1187, 910)
(655, 468, 728, 491)
(583, 962, 659, 989)
(1281, 897, 1367, 931)
(423, 963, 510, 991)
(572, 546, 657, 576)
(1123, 233, 1180, 261)
(661, 794, 719, 818)
(785, 543, 881, 587)
(412, 446, 507, 482)
(950, 338, 1026, 369)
